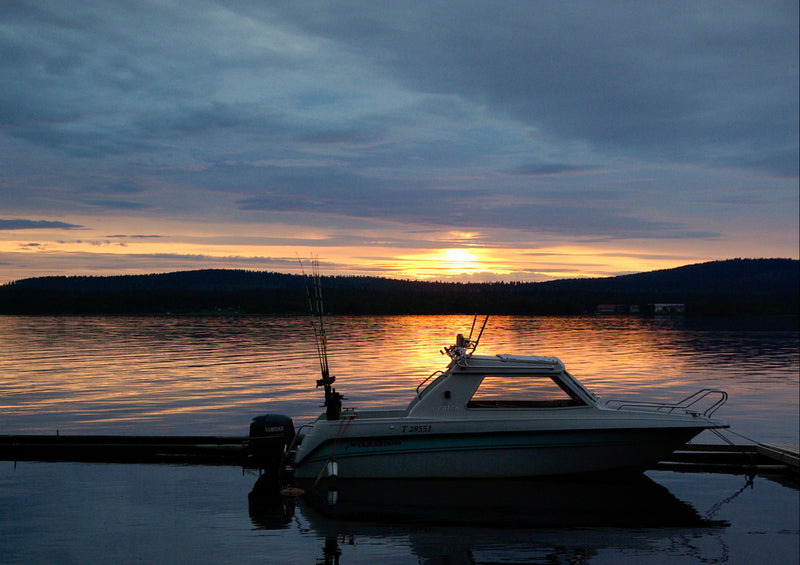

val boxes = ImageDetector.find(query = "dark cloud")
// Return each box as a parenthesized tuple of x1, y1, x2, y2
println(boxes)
(266, 1, 798, 177)
(0, 219, 83, 230)
(84, 200, 152, 211)
(82, 182, 145, 195)
(296, 126, 388, 145)
(0, 1, 796, 282)
(3, 2, 796, 173)
(508, 164, 596, 177)
(236, 166, 715, 241)
(3, 2, 795, 178)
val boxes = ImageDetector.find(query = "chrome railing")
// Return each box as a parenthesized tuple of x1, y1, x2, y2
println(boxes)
(416, 370, 444, 396)
(605, 388, 728, 417)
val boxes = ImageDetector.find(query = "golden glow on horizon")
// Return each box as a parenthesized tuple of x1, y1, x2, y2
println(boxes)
(0, 227, 726, 284)
(395, 248, 496, 279)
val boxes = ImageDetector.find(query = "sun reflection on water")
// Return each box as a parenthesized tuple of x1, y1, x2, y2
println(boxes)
(0, 315, 797, 441)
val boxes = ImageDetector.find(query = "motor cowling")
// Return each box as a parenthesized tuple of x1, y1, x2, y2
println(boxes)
(247, 414, 295, 478)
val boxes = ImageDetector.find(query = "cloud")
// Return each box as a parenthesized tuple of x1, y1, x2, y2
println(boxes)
(106, 234, 163, 239)
(507, 163, 596, 177)
(267, 1, 799, 177)
(3, 2, 796, 174)
(84, 200, 153, 211)
(82, 182, 145, 195)
(0, 1, 795, 282)
(0, 249, 313, 280)
(0, 219, 83, 230)
(4, 2, 795, 181)
(236, 168, 717, 241)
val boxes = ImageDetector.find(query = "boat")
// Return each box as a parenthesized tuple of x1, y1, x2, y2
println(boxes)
(248, 265, 728, 481)
(251, 325, 728, 481)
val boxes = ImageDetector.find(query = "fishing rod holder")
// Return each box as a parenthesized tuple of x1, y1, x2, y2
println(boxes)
(316, 375, 344, 420)
(322, 387, 344, 420)
(316, 375, 336, 388)
(443, 314, 490, 362)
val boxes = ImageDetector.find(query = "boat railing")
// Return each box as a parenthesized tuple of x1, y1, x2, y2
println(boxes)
(416, 370, 444, 396)
(605, 389, 728, 418)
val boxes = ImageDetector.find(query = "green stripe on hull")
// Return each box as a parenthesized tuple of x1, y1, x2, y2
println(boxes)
(293, 427, 702, 479)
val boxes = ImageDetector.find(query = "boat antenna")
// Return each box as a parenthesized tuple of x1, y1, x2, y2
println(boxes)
(299, 256, 343, 420)
(471, 314, 489, 355)
(467, 315, 478, 341)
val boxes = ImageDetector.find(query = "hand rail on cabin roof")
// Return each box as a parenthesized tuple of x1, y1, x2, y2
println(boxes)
(605, 389, 728, 418)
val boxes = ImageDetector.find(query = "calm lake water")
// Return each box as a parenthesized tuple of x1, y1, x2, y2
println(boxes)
(1, 315, 798, 564)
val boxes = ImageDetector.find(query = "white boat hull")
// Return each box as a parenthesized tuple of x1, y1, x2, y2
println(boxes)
(292, 425, 707, 479)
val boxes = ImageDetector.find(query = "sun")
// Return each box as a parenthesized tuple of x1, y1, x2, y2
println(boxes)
(394, 248, 488, 279)
(440, 248, 479, 265)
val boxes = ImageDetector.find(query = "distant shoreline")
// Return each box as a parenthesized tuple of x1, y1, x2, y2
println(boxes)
(1, 258, 797, 317)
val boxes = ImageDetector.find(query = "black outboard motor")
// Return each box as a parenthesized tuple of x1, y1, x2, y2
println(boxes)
(247, 414, 295, 485)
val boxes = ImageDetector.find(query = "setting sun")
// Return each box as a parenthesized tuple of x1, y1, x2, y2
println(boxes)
(440, 248, 479, 267)
(394, 248, 489, 279)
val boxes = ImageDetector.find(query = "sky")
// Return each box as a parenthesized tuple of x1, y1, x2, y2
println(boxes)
(1, 1, 798, 284)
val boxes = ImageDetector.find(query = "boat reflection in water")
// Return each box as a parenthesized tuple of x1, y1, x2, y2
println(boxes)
(249, 473, 729, 563)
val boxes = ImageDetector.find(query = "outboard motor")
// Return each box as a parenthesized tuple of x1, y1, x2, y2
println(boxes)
(247, 414, 295, 485)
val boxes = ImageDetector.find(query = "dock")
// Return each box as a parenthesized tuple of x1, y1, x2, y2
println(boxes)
(0, 435, 248, 466)
(654, 442, 799, 485)
(1, 435, 797, 485)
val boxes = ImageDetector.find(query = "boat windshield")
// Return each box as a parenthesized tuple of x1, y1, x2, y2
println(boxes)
(466, 374, 586, 408)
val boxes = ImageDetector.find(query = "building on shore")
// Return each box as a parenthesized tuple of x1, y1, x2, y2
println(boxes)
(651, 303, 686, 314)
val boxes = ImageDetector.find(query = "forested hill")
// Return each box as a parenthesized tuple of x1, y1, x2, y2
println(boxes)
(0, 258, 797, 316)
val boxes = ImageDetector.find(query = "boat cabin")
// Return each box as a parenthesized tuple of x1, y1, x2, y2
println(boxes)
(406, 354, 599, 417)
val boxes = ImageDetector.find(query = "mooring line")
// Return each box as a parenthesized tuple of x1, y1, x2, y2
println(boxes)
(312, 415, 354, 488)
(709, 427, 759, 478)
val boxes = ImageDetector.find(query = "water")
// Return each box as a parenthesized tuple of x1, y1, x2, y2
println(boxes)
(1, 315, 797, 442)
(0, 315, 798, 564)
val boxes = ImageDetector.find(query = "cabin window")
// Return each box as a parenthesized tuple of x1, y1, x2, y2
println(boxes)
(467, 375, 585, 408)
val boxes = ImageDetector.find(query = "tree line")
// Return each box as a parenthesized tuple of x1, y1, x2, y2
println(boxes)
(0, 259, 796, 316)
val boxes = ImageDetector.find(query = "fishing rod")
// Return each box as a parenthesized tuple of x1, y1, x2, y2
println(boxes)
(299, 256, 343, 420)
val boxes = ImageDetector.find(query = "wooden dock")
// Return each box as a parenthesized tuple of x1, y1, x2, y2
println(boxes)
(654, 442, 799, 484)
(756, 442, 800, 469)
(0, 435, 248, 466)
(1, 435, 797, 484)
